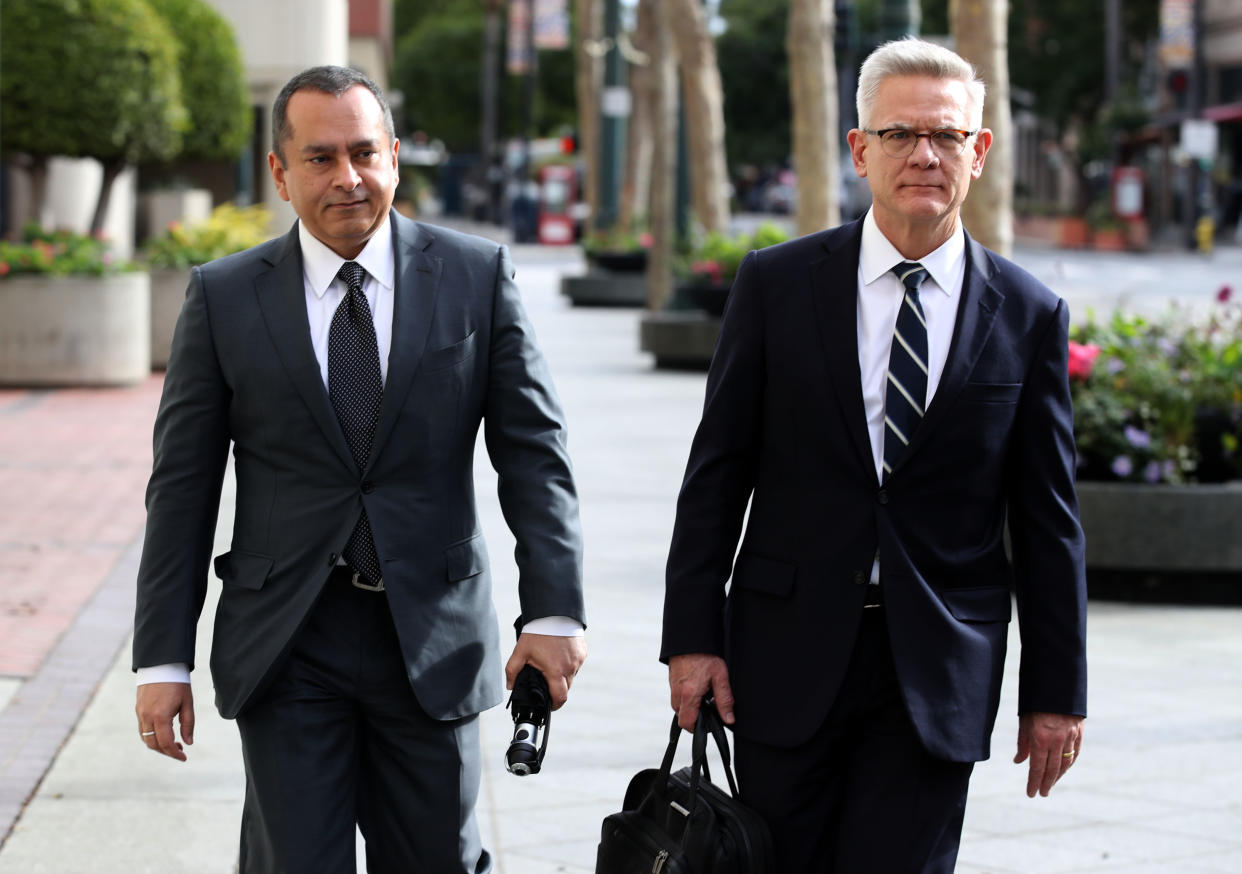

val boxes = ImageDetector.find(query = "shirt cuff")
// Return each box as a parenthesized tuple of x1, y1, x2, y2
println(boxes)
(136, 663, 191, 685)
(521, 616, 585, 637)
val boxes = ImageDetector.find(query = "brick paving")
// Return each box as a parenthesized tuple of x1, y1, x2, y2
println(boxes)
(0, 376, 162, 678)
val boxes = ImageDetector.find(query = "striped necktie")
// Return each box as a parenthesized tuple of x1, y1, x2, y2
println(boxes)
(883, 261, 930, 480)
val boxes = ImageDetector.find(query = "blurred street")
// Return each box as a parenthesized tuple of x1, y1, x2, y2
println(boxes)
(1, 226, 1240, 872)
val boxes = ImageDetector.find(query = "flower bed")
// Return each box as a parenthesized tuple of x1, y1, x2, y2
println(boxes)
(1069, 289, 1241, 485)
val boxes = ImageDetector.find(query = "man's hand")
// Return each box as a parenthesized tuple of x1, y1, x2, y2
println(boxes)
(135, 682, 195, 762)
(505, 633, 587, 710)
(669, 653, 734, 732)
(1015, 712, 1083, 798)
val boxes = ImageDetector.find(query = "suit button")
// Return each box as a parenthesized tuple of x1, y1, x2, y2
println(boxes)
(361, 481, 375, 494)
(328, 552, 338, 565)
(852, 571, 866, 586)
(877, 489, 889, 505)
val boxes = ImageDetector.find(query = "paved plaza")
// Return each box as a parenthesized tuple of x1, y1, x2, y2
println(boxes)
(1, 229, 1240, 872)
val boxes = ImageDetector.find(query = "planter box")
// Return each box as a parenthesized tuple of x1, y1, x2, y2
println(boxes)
(639, 311, 720, 370)
(561, 271, 648, 307)
(1077, 481, 1242, 603)
(586, 250, 647, 273)
(150, 268, 190, 369)
(0, 273, 151, 386)
(1078, 481, 1242, 572)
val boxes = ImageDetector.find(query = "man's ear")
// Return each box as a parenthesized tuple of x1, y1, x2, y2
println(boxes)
(268, 151, 291, 203)
(970, 129, 993, 179)
(846, 129, 869, 178)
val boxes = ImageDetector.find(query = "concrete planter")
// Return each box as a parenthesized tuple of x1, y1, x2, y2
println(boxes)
(639, 311, 720, 370)
(1078, 481, 1242, 573)
(1077, 480, 1242, 603)
(0, 272, 151, 386)
(561, 270, 648, 307)
(150, 268, 190, 369)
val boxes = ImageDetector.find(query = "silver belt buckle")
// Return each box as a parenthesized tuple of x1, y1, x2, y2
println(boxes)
(351, 571, 384, 592)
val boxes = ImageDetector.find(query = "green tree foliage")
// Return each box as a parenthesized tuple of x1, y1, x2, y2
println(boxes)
(717, 0, 790, 169)
(146, 0, 251, 162)
(1, 0, 185, 166)
(1009, 0, 1160, 139)
(391, 3, 576, 154)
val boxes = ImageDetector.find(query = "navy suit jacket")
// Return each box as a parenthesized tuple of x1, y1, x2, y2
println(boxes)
(661, 219, 1087, 762)
(133, 211, 584, 721)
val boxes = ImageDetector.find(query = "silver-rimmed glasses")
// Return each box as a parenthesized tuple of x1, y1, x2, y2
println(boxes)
(863, 128, 978, 159)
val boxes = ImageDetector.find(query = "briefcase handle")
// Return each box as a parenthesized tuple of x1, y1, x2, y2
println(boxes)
(657, 697, 742, 821)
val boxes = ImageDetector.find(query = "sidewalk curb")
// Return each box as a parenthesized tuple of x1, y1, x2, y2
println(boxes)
(0, 531, 142, 848)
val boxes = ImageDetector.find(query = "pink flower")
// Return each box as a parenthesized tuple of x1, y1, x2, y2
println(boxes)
(638, 232, 654, 249)
(0, 261, 9, 276)
(1067, 341, 1101, 382)
(1218, 285, 1232, 303)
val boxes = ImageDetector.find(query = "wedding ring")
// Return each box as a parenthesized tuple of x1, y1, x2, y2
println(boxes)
(1062, 750, 1075, 759)
(141, 730, 156, 737)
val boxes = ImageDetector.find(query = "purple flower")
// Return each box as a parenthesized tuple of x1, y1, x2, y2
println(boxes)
(1106, 357, 1125, 375)
(1143, 460, 1161, 483)
(1111, 455, 1134, 478)
(1124, 426, 1151, 449)
(1162, 460, 1177, 480)
(1157, 337, 1178, 357)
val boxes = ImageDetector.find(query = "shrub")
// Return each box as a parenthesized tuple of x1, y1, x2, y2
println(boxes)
(143, 204, 274, 269)
(0, 224, 137, 277)
(1069, 291, 1242, 484)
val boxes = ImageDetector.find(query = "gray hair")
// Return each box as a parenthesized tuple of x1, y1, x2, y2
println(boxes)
(271, 65, 395, 165)
(855, 38, 986, 129)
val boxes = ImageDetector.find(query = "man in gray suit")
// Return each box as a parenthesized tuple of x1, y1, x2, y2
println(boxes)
(132, 66, 586, 873)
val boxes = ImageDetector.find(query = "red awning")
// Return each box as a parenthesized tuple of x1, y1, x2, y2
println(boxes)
(1202, 102, 1242, 122)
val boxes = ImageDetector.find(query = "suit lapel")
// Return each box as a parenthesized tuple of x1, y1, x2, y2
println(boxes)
(367, 213, 443, 468)
(254, 225, 358, 473)
(809, 222, 878, 483)
(903, 233, 1004, 460)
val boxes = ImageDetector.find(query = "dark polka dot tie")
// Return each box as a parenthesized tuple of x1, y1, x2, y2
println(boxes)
(883, 261, 930, 481)
(328, 260, 384, 587)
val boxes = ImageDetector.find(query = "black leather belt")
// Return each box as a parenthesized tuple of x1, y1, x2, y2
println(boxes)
(329, 565, 385, 592)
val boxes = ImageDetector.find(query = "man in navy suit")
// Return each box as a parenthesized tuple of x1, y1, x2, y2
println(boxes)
(133, 66, 585, 872)
(662, 38, 1086, 872)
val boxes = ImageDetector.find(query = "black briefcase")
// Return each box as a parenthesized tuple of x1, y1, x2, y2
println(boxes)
(596, 700, 775, 874)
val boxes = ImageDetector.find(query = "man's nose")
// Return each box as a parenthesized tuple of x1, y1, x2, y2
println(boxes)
(908, 134, 939, 167)
(334, 161, 362, 190)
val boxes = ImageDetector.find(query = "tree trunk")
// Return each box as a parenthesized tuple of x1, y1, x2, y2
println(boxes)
(480, 0, 504, 224)
(952, 0, 1013, 257)
(619, 0, 655, 229)
(668, 0, 729, 233)
(25, 155, 49, 227)
(787, 0, 840, 236)
(646, 0, 677, 309)
(574, 0, 604, 231)
(90, 160, 125, 238)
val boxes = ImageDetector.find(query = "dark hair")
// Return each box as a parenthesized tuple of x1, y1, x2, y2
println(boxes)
(271, 65, 395, 165)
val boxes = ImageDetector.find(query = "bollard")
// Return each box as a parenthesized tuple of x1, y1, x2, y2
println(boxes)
(1195, 216, 1215, 254)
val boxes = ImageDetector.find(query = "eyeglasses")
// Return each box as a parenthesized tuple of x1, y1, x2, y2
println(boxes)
(863, 128, 978, 159)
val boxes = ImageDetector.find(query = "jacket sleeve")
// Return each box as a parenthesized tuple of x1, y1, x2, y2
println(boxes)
(132, 267, 231, 672)
(1006, 298, 1088, 717)
(661, 250, 765, 661)
(482, 245, 586, 628)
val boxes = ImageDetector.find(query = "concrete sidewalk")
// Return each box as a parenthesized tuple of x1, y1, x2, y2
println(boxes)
(1, 238, 1241, 872)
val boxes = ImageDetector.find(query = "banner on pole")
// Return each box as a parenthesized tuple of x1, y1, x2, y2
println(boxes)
(534, 0, 570, 50)
(507, 0, 533, 75)
(1159, 0, 1194, 69)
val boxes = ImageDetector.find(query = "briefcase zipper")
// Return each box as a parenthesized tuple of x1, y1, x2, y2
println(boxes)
(652, 849, 669, 873)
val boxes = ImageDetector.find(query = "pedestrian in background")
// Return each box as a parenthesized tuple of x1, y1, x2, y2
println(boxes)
(662, 37, 1087, 872)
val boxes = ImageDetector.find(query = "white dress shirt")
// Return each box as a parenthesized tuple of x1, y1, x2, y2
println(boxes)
(138, 220, 579, 687)
(856, 209, 967, 582)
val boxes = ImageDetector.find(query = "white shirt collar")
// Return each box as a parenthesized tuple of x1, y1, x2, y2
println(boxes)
(298, 215, 395, 299)
(858, 208, 964, 297)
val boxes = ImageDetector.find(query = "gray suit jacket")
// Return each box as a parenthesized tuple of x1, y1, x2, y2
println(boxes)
(133, 211, 584, 720)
